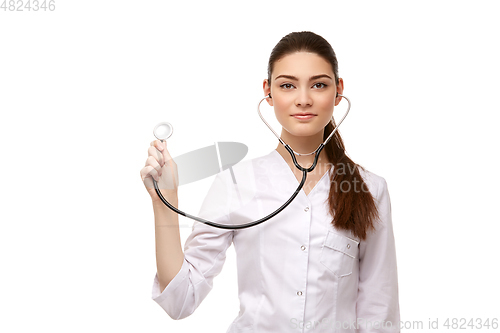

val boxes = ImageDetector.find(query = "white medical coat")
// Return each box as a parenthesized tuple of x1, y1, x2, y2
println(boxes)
(152, 149, 400, 332)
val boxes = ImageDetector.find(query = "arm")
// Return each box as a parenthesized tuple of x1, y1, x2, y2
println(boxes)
(153, 195, 184, 292)
(151, 172, 234, 320)
(356, 177, 400, 332)
(142, 139, 185, 294)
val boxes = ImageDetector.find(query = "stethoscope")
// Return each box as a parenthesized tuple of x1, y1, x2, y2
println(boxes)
(152, 94, 351, 229)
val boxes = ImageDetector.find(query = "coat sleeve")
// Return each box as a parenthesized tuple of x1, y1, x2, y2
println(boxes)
(356, 177, 400, 332)
(151, 171, 235, 320)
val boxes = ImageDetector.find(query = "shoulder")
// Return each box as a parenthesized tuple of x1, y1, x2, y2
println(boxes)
(357, 165, 388, 200)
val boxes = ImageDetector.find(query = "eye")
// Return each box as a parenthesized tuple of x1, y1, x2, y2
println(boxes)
(313, 82, 328, 89)
(280, 83, 295, 90)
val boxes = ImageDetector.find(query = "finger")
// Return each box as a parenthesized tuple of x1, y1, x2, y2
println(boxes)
(150, 140, 165, 162)
(146, 156, 163, 177)
(149, 140, 173, 168)
(150, 139, 164, 151)
(160, 141, 174, 164)
(147, 146, 165, 167)
(140, 166, 150, 180)
(150, 139, 162, 147)
(140, 165, 160, 182)
(153, 140, 168, 166)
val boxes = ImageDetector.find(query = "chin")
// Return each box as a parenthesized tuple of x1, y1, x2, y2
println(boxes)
(285, 126, 324, 138)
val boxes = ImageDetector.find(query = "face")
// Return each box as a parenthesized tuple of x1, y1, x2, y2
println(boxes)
(263, 52, 344, 139)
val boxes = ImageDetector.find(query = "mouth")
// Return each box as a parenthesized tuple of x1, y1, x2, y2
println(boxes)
(291, 113, 316, 120)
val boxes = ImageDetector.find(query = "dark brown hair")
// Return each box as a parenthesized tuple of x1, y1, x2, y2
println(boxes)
(267, 31, 378, 240)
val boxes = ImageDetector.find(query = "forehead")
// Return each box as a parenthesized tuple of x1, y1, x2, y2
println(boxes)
(273, 52, 333, 77)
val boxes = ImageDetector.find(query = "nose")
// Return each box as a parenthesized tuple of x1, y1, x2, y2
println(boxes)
(295, 90, 313, 107)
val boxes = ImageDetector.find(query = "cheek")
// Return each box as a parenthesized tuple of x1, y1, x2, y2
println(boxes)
(273, 109, 288, 125)
(272, 100, 290, 120)
(319, 94, 336, 110)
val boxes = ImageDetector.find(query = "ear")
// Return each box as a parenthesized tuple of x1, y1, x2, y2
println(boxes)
(263, 79, 273, 106)
(335, 78, 344, 106)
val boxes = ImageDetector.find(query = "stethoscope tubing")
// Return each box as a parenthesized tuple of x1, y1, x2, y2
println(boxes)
(152, 95, 350, 229)
(153, 166, 308, 229)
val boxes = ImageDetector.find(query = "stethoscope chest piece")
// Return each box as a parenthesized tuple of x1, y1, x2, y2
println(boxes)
(153, 122, 173, 141)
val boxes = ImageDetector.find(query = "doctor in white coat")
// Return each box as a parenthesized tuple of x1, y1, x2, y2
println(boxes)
(140, 31, 400, 333)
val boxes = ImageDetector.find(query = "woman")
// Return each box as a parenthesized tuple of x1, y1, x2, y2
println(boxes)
(140, 31, 400, 332)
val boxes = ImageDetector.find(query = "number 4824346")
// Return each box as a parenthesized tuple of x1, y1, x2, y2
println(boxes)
(443, 318, 498, 330)
(1, 0, 56, 11)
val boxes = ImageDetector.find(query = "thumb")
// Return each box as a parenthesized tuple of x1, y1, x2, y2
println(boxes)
(161, 140, 174, 164)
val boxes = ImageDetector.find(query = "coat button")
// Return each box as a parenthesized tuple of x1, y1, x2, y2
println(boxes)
(301, 245, 306, 251)
(297, 291, 303, 296)
(347, 244, 351, 249)
(304, 207, 309, 212)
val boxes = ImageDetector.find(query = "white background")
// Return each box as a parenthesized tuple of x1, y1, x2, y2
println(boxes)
(1, 0, 499, 332)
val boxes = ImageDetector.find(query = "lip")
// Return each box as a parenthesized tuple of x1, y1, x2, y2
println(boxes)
(292, 113, 316, 120)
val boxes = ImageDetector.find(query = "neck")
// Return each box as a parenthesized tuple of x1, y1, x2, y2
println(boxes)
(275, 128, 329, 168)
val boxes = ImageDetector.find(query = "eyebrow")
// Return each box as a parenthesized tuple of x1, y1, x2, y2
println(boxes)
(274, 74, 333, 81)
